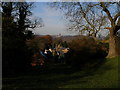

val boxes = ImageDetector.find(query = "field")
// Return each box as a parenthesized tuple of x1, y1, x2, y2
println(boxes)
(2, 57, 119, 89)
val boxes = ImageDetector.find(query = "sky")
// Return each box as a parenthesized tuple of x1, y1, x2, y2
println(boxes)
(30, 2, 117, 36)
(31, 2, 78, 36)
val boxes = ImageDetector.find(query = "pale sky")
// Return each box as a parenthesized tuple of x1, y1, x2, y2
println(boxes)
(30, 2, 112, 37)
(31, 2, 78, 36)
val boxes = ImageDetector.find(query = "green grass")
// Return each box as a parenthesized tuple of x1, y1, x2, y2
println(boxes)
(3, 57, 119, 89)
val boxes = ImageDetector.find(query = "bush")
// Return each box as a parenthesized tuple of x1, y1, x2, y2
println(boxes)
(2, 36, 33, 77)
(95, 42, 109, 58)
(66, 36, 108, 67)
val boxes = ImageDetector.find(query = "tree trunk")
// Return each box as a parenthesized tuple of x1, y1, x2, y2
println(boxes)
(107, 28, 120, 58)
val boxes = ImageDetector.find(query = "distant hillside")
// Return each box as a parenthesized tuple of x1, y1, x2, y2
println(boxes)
(61, 35, 82, 42)
(34, 35, 96, 42)
(51, 35, 85, 42)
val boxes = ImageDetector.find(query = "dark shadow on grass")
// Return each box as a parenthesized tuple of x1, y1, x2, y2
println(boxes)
(3, 58, 116, 89)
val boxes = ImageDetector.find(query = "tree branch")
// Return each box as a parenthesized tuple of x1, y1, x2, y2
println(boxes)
(77, 2, 97, 31)
(113, 12, 120, 24)
(100, 2, 113, 23)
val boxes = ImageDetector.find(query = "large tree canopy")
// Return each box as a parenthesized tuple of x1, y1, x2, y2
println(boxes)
(2, 2, 43, 38)
(2, 2, 44, 75)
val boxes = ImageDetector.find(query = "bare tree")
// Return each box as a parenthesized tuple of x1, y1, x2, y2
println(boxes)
(50, 2, 120, 58)
(50, 2, 108, 39)
(100, 2, 120, 58)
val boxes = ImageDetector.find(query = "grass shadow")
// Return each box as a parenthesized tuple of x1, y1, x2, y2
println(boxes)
(3, 57, 118, 89)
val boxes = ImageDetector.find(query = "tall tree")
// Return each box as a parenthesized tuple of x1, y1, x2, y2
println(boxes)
(50, 2, 108, 39)
(2, 2, 16, 36)
(100, 2, 120, 58)
(16, 2, 33, 30)
(50, 2, 120, 58)
(2, 2, 43, 39)
(2, 2, 43, 75)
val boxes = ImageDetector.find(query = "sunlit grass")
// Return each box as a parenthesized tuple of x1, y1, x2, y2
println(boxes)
(62, 57, 118, 88)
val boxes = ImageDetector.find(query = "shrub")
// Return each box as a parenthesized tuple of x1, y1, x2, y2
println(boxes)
(66, 36, 108, 67)
(2, 36, 33, 76)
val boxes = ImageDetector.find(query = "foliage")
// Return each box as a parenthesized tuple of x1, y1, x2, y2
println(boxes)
(60, 41, 68, 48)
(66, 36, 108, 67)
(2, 36, 32, 76)
(52, 37, 62, 46)
(27, 35, 53, 52)
(2, 2, 43, 76)
(41, 35, 53, 46)
(52, 37, 68, 48)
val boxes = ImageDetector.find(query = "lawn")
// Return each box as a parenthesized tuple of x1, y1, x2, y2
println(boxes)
(2, 57, 119, 89)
